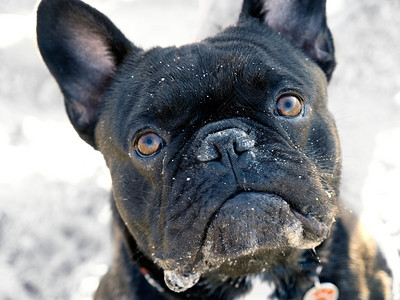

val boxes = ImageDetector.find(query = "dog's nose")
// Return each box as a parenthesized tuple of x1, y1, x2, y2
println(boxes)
(197, 128, 255, 162)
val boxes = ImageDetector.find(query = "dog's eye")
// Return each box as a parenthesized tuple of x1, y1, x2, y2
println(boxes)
(136, 132, 164, 157)
(276, 94, 303, 117)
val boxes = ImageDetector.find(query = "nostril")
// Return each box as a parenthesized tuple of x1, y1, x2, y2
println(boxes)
(234, 136, 255, 153)
(197, 143, 220, 162)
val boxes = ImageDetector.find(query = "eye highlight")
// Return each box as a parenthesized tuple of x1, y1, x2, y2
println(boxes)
(275, 94, 303, 117)
(136, 132, 164, 157)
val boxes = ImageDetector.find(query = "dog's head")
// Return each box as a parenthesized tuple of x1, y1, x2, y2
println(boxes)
(37, 0, 340, 292)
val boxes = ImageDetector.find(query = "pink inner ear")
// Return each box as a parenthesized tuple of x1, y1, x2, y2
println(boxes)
(72, 28, 116, 77)
(62, 26, 116, 131)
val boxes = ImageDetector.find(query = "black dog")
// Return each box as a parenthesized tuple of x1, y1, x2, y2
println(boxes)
(37, 0, 395, 298)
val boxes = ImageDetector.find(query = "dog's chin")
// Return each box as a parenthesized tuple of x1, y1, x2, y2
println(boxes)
(160, 192, 333, 293)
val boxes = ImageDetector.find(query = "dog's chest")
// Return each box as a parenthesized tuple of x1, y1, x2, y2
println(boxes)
(235, 276, 277, 300)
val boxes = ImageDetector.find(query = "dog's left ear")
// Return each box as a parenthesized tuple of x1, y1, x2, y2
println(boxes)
(241, 0, 335, 80)
(37, 0, 141, 147)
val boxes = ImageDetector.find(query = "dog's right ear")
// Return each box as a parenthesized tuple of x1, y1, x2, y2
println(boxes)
(37, 0, 141, 147)
(241, 0, 335, 80)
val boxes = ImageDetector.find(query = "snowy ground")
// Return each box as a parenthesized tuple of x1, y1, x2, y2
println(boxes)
(1, 0, 399, 299)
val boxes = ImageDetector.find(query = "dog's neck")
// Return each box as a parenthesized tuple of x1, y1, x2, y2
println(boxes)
(112, 202, 329, 299)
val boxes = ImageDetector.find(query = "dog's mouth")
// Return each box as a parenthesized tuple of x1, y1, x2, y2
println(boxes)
(160, 192, 333, 293)
(202, 192, 330, 260)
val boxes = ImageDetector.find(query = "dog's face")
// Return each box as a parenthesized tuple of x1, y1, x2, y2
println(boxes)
(37, 0, 340, 292)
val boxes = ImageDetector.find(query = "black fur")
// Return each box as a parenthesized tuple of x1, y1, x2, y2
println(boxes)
(37, 0, 393, 299)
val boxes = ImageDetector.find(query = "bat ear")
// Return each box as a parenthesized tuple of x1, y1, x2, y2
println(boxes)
(241, 0, 336, 80)
(37, 0, 141, 147)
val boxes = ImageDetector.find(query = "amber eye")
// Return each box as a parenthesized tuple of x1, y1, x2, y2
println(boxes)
(136, 132, 164, 157)
(276, 94, 303, 117)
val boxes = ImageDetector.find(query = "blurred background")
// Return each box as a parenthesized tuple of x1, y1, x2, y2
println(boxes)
(1, 0, 399, 299)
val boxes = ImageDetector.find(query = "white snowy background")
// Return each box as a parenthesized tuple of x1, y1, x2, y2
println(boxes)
(0, 0, 399, 299)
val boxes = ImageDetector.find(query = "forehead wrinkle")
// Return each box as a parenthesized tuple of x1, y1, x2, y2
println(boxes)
(148, 49, 272, 125)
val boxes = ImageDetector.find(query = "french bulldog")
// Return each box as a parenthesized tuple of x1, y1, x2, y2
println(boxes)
(36, 0, 395, 298)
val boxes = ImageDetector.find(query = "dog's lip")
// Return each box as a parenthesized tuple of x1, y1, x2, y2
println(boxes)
(290, 207, 330, 239)
(218, 191, 330, 239)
